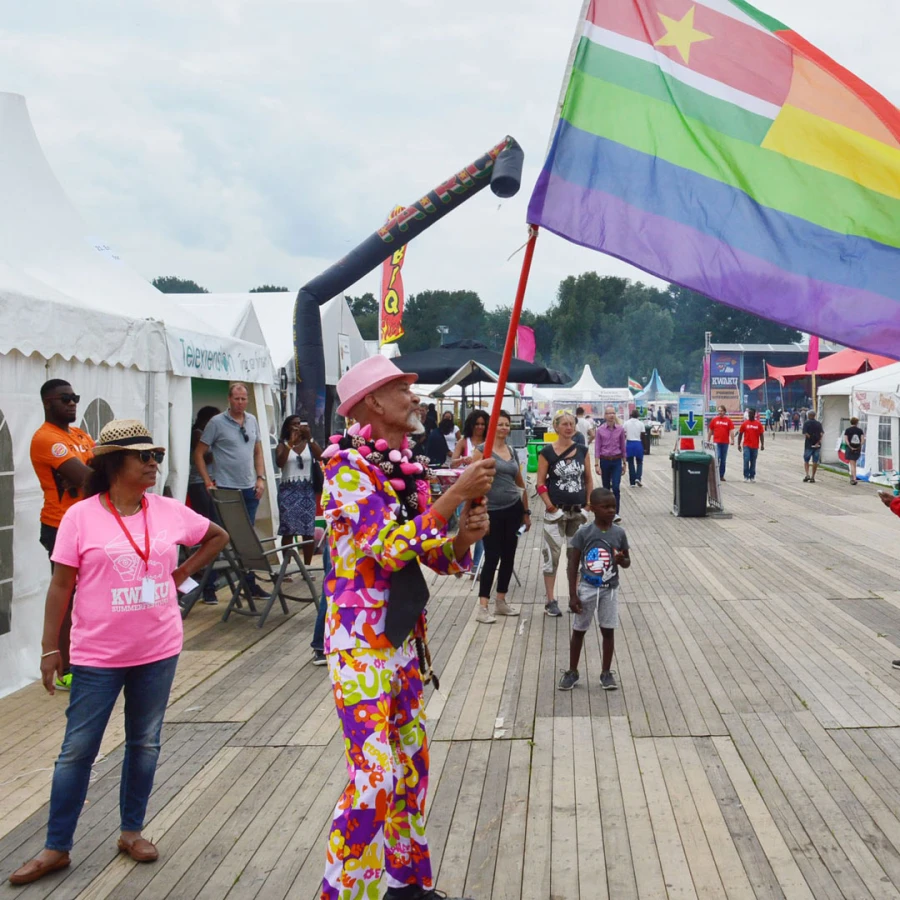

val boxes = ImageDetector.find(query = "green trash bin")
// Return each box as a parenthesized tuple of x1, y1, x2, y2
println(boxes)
(671, 451, 712, 517)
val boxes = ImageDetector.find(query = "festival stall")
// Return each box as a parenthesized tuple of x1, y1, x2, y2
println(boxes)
(632, 368, 679, 420)
(818, 362, 900, 480)
(0, 92, 275, 698)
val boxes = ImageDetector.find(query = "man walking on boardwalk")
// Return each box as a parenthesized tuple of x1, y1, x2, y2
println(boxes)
(319, 356, 494, 900)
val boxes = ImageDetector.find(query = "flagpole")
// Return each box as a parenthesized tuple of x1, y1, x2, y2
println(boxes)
(762, 357, 769, 413)
(483, 226, 540, 458)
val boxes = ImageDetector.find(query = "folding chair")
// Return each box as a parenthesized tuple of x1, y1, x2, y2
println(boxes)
(177, 548, 240, 620)
(212, 489, 317, 628)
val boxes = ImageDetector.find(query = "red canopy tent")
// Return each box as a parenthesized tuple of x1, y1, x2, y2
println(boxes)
(766, 348, 896, 386)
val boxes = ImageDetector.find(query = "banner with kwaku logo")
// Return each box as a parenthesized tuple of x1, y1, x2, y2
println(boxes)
(709, 351, 742, 412)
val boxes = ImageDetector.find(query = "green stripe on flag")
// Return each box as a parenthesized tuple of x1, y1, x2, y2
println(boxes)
(575, 38, 773, 146)
(726, 0, 789, 33)
(562, 68, 900, 250)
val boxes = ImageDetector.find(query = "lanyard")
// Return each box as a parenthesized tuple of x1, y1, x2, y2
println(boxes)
(106, 493, 150, 574)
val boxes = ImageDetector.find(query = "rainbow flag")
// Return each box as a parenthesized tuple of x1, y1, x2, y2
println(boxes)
(628, 376, 643, 391)
(528, 0, 900, 357)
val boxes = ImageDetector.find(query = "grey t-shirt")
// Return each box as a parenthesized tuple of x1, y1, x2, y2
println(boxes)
(477, 445, 521, 511)
(199, 411, 260, 489)
(569, 522, 629, 589)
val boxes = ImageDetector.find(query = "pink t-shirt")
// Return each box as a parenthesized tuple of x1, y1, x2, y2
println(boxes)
(52, 493, 211, 667)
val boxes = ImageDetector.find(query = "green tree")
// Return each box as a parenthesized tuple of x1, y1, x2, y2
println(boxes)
(152, 276, 208, 293)
(400, 290, 486, 352)
(346, 292, 379, 341)
(249, 285, 289, 292)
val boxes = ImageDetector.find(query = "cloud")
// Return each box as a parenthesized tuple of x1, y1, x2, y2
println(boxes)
(0, 0, 896, 309)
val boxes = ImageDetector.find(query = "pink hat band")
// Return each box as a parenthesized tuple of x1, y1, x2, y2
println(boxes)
(337, 356, 418, 417)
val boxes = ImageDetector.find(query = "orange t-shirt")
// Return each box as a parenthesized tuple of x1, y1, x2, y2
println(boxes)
(29, 423, 95, 527)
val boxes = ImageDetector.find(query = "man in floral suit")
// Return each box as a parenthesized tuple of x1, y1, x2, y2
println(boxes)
(319, 356, 494, 900)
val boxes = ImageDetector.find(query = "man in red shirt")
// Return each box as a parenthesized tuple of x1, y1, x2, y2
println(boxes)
(737, 408, 765, 482)
(707, 405, 735, 482)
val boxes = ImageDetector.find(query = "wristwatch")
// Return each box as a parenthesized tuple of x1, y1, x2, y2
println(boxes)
(256, 474, 266, 481)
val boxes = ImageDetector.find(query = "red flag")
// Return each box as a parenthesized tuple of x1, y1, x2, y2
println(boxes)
(380, 206, 407, 344)
(805, 336, 820, 373)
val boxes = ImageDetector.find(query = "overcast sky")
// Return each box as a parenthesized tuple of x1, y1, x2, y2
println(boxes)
(0, 0, 896, 314)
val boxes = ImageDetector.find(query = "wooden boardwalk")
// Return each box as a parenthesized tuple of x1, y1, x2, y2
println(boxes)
(4, 433, 900, 898)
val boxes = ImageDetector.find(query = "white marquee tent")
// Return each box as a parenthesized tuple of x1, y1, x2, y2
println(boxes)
(0, 92, 277, 697)
(532, 365, 633, 416)
(818, 362, 900, 478)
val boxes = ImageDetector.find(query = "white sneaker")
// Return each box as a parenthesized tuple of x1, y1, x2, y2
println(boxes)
(494, 597, 520, 617)
(476, 607, 496, 624)
(613, 515, 623, 525)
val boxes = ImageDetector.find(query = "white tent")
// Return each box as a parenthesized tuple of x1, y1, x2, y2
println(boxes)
(0, 92, 276, 698)
(818, 362, 900, 477)
(532, 365, 633, 415)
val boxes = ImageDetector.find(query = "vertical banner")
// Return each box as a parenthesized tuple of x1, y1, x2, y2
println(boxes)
(380, 205, 408, 345)
(514, 324, 536, 397)
(709, 351, 742, 413)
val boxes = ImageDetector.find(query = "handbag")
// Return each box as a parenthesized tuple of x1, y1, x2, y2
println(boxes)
(311, 456, 324, 494)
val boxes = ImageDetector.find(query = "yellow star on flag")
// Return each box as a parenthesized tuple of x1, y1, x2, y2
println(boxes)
(654, 6, 713, 65)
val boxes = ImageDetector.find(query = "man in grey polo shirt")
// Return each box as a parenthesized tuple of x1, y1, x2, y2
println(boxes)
(194, 382, 267, 524)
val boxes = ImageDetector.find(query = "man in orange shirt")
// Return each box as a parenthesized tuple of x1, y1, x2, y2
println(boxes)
(29, 380, 95, 689)
(737, 407, 765, 483)
(707, 405, 735, 482)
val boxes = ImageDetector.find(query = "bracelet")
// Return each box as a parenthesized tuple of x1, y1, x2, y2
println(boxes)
(536, 484, 549, 495)
(432, 510, 449, 527)
(41, 649, 60, 658)
(523, 510, 531, 515)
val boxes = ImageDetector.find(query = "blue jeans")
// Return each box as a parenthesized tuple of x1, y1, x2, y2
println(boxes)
(312, 541, 331, 652)
(598, 458, 623, 513)
(625, 441, 643, 485)
(46, 654, 179, 851)
(743, 447, 758, 480)
(715, 443, 729, 479)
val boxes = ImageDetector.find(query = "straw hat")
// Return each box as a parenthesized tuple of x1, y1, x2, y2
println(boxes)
(337, 356, 417, 417)
(92, 419, 165, 456)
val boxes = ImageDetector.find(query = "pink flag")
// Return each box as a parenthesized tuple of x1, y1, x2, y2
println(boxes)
(515, 325, 536, 362)
(805, 336, 820, 373)
(701, 354, 710, 399)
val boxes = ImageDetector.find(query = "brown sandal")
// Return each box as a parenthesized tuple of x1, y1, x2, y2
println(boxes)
(117, 837, 159, 862)
(8, 853, 71, 885)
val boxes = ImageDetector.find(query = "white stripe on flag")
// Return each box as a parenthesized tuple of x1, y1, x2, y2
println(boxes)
(582, 21, 780, 120)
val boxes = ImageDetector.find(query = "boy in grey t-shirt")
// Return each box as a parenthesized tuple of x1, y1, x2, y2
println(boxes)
(559, 487, 630, 692)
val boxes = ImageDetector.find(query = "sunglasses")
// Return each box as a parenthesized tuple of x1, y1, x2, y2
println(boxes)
(135, 450, 165, 464)
(57, 393, 80, 404)
(239, 425, 249, 443)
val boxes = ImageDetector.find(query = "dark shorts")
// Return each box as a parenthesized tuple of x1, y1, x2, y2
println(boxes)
(803, 447, 821, 464)
(39, 523, 58, 560)
(845, 450, 861, 461)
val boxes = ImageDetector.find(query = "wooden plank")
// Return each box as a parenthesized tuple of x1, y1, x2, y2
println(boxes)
(572, 717, 608, 900)
(521, 717, 553, 900)
(490, 740, 531, 900)
(549, 717, 579, 900)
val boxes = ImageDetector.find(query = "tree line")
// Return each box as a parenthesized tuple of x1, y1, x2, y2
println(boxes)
(152, 272, 799, 392)
(347, 275, 799, 392)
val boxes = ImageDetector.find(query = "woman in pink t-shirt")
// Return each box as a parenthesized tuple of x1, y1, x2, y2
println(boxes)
(9, 420, 228, 886)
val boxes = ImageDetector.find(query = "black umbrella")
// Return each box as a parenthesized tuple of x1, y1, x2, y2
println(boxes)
(393, 339, 569, 385)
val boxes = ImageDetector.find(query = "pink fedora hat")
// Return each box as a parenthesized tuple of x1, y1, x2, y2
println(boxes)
(337, 356, 418, 417)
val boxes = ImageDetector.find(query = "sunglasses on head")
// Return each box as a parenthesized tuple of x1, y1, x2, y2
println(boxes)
(135, 450, 165, 464)
(57, 393, 80, 404)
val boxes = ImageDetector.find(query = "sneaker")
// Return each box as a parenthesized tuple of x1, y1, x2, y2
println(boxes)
(493, 598, 520, 617)
(636, 479, 643, 486)
(809, 478, 816, 484)
(476, 607, 496, 624)
(312, 649, 327, 666)
(613, 515, 623, 525)
(892, 660, 900, 670)
(545, 600, 562, 617)
(558, 669, 580, 691)
(55, 673, 73, 691)
(600, 670, 618, 691)
(803, 475, 810, 482)
(720, 476, 726, 482)
(202, 595, 218, 605)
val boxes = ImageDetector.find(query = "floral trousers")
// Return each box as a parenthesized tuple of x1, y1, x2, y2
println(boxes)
(321, 642, 432, 900)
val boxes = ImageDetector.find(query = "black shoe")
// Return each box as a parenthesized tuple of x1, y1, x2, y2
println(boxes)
(558, 669, 580, 691)
(312, 649, 327, 666)
(803, 475, 810, 482)
(202, 595, 218, 605)
(250, 583, 267, 598)
(892, 660, 900, 670)
(600, 670, 618, 690)
(384, 887, 457, 900)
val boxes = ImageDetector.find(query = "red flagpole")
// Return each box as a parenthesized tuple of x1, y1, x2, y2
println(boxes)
(483, 225, 539, 458)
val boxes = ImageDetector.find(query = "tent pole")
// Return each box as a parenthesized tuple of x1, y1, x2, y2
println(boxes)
(763, 357, 769, 413)
(483, 226, 540, 458)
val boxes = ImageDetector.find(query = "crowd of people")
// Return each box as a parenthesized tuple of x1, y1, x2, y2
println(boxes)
(12, 365, 878, 898)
